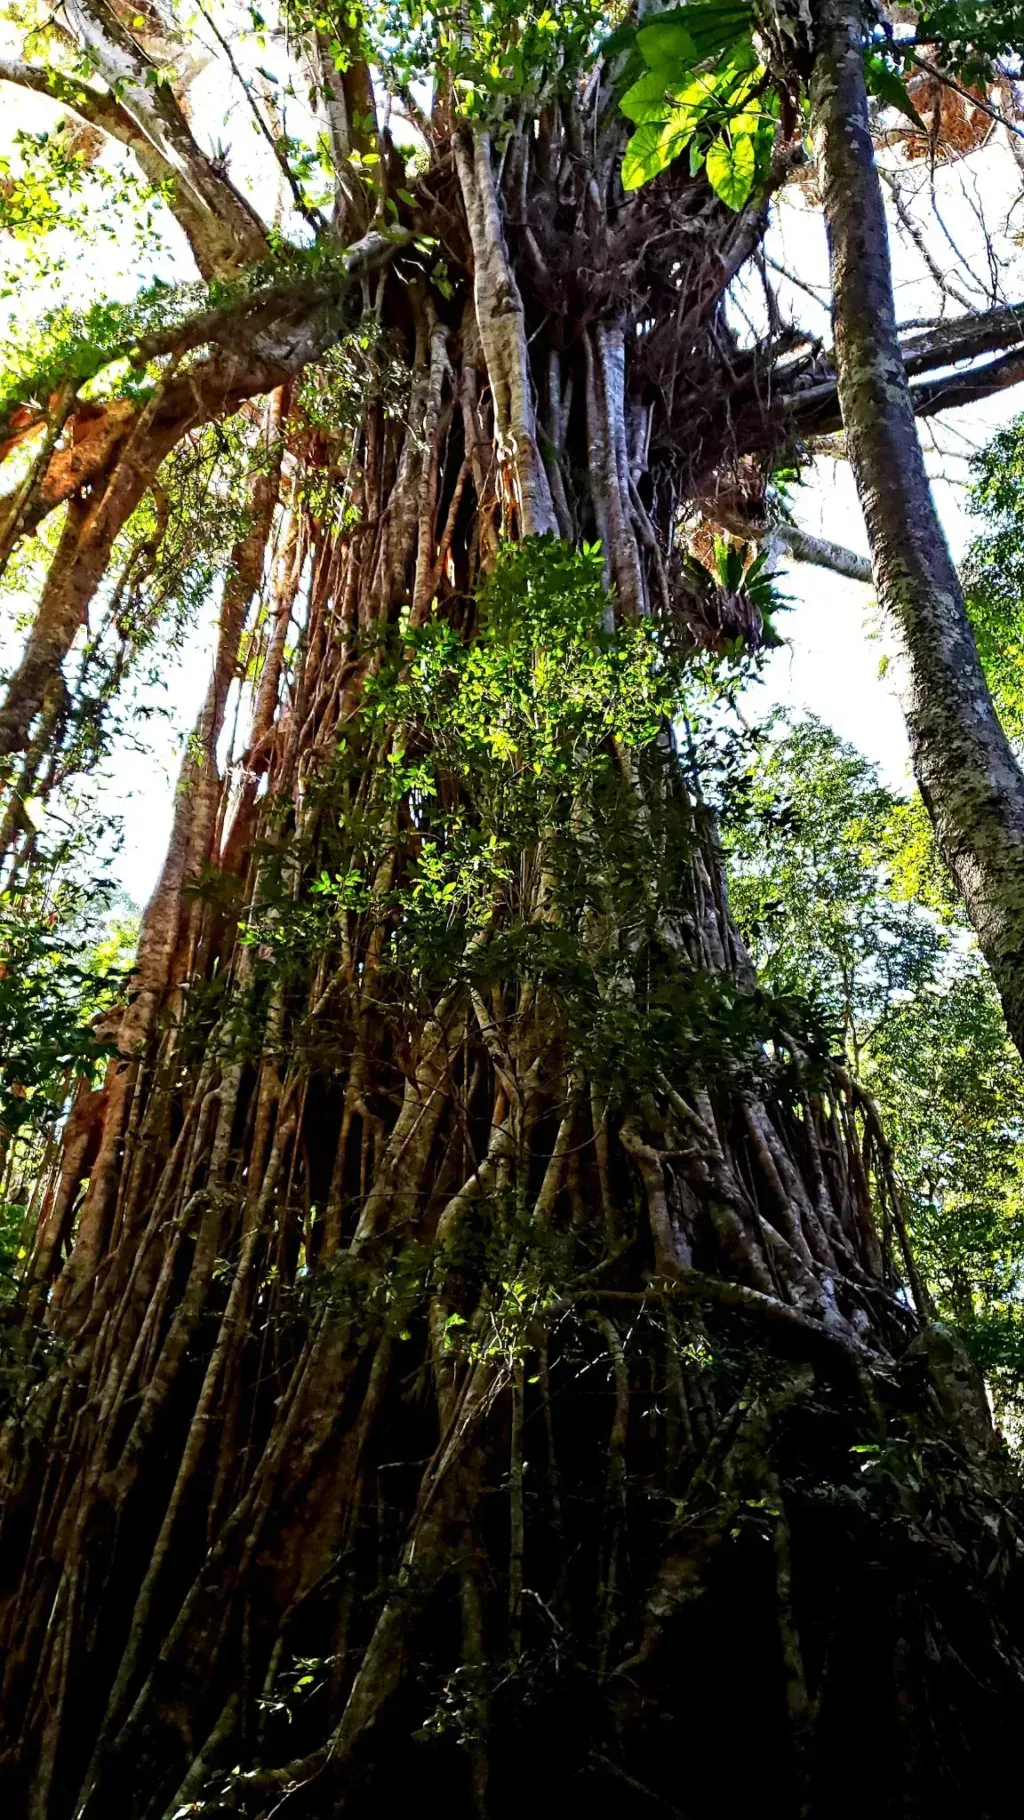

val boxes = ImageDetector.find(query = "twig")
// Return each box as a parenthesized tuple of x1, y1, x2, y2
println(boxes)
(193, 0, 326, 236)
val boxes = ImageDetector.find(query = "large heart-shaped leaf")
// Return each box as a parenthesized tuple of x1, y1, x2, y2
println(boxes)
(636, 20, 700, 70)
(864, 53, 927, 132)
(621, 68, 678, 125)
(705, 131, 756, 209)
(637, 3, 753, 71)
(622, 108, 703, 190)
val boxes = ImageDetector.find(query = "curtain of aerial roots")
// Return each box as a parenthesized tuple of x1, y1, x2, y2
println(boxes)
(0, 125, 1019, 1820)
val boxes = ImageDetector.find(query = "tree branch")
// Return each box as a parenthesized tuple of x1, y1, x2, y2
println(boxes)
(782, 297, 1024, 434)
(908, 347, 1024, 416)
(770, 522, 873, 583)
(62, 0, 269, 275)
(192, 0, 327, 238)
(0, 50, 265, 279)
(3, 228, 409, 530)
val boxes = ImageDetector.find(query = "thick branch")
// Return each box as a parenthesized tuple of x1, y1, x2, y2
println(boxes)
(782, 297, 1024, 435)
(62, 0, 269, 275)
(5, 229, 405, 531)
(906, 347, 1024, 416)
(0, 232, 402, 761)
(770, 522, 873, 583)
(0, 51, 265, 278)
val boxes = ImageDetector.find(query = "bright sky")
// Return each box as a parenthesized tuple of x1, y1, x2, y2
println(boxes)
(753, 401, 1020, 794)
(748, 142, 1024, 791)
(2, 31, 1023, 903)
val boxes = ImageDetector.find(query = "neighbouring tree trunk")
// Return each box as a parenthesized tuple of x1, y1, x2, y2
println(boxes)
(810, 0, 1024, 1061)
(1, 19, 1024, 1820)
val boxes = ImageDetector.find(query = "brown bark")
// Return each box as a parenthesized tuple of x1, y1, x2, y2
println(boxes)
(49, 389, 288, 1328)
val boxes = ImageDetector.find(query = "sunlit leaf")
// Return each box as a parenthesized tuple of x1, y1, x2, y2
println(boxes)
(864, 53, 927, 132)
(705, 131, 756, 208)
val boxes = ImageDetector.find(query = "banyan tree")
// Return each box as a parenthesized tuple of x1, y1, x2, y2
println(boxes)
(2, 1, 1024, 1815)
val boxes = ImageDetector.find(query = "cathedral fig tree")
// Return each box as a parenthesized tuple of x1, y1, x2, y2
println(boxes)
(2, 3, 1024, 1817)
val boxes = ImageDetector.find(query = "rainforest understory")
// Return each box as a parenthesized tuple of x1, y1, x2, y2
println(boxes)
(3, 2, 1024, 1817)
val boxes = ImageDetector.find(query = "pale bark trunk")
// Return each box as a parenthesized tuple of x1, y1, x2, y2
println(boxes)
(810, 0, 1024, 1058)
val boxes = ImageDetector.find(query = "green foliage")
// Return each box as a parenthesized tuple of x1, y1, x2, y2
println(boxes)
(0, 414, 271, 806)
(245, 538, 678, 983)
(0, 858, 134, 1310)
(238, 539, 814, 1105)
(613, 3, 939, 203)
(0, 281, 202, 428)
(294, 321, 414, 522)
(614, 6, 774, 205)
(0, 871, 131, 1147)
(447, 0, 608, 119)
(0, 122, 168, 297)
(295, 0, 606, 128)
(961, 413, 1024, 748)
(870, 970, 1024, 1426)
(685, 536, 788, 648)
(358, 536, 679, 957)
(911, 1, 1024, 81)
(0, 231, 370, 434)
(862, 52, 926, 131)
(724, 717, 951, 1058)
(376, 537, 674, 764)
(725, 715, 1024, 1430)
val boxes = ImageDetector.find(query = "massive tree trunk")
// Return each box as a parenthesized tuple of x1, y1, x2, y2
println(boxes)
(1, 14, 1024, 1820)
(810, 0, 1024, 1060)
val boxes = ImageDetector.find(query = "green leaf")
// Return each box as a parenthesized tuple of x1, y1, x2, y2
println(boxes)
(864, 54, 927, 132)
(637, 21, 700, 70)
(620, 68, 676, 125)
(636, 4, 753, 72)
(622, 108, 700, 190)
(705, 131, 756, 209)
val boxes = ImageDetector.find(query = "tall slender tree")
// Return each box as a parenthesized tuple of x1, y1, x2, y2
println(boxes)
(809, 0, 1024, 1062)
(2, 5, 1024, 1817)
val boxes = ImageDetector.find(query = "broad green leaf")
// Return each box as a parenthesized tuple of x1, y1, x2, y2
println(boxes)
(622, 109, 700, 190)
(636, 3, 753, 71)
(620, 68, 676, 125)
(636, 20, 699, 70)
(864, 53, 927, 132)
(675, 59, 760, 120)
(621, 123, 668, 191)
(705, 132, 756, 209)
(730, 107, 769, 138)
(719, 37, 760, 74)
